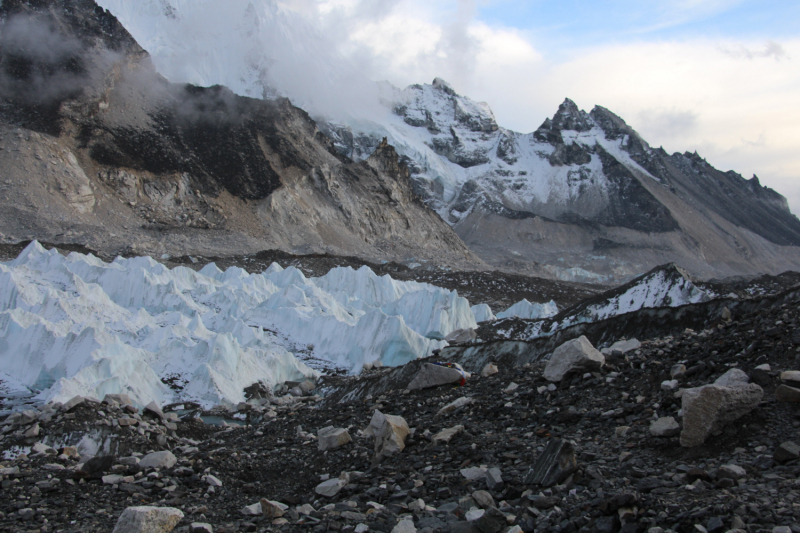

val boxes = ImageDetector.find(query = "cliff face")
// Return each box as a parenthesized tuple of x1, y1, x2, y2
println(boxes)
(0, 0, 481, 268)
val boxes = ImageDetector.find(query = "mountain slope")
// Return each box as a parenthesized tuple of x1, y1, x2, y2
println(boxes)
(91, 0, 800, 283)
(0, 0, 480, 268)
(327, 82, 800, 282)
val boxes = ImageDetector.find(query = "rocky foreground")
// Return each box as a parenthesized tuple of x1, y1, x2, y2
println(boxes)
(2, 290, 800, 533)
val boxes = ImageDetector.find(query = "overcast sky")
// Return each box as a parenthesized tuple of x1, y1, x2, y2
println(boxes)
(279, 0, 800, 214)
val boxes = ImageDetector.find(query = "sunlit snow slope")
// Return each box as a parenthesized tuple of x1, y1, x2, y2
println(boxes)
(0, 242, 514, 408)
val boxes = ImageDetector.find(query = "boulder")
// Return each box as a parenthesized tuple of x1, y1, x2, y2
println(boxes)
(680, 369, 763, 447)
(445, 328, 477, 343)
(366, 410, 410, 460)
(144, 401, 165, 421)
(318, 426, 352, 451)
(111, 506, 183, 533)
(407, 363, 466, 390)
(717, 464, 746, 480)
(139, 451, 177, 470)
(649, 417, 681, 438)
(523, 439, 577, 487)
(544, 336, 604, 382)
(780, 370, 800, 385)
(391, 520, 417, 533)
(62, 396, 85, 412)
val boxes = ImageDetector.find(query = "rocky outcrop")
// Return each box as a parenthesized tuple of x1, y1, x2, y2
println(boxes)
(0, 0, 482, 269)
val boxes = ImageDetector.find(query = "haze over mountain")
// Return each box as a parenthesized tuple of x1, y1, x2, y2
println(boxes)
(89, 0, 800, 282)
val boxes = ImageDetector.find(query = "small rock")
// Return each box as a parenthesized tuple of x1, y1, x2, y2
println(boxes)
(204, 474, 223, 487)
(717, 464, 746, 480)
(776, 385, 800, 402)
(391, 519, 417, 533)
(485, 467, 503, 490)
(661, 380, 679, 391)
(437, 396, 474, 416)
(523, 438, 577, 487)
(650, 417, 681, 438)
(190, 523, 213, 533)
(24, 423, 40, 438)
(111, 506, 183, 533)
(315, 478, 346, 498)
(544, 336, 604, 382)
(774, 441, 800, 463)
(318, 426, 352, 451)
(103, 394, 134, 406)
(481, 363, 498, 377)
(432, 425, 464, 443)
(139, 451, 177, 470)
(472, 490, 495, 509)
(461, 467, 488, 481)
(260, 499, 288, 518)
(671, 364, 687, 379)
(241, 503, 262, 516)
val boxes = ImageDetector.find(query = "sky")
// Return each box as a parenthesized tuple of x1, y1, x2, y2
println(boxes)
(281, 0, 800, 215)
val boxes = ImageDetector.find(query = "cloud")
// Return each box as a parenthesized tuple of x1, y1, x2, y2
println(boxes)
(719, 40, 787, 61)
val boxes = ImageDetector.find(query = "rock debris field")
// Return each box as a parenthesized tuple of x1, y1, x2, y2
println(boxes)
(2, 278, 800, 533)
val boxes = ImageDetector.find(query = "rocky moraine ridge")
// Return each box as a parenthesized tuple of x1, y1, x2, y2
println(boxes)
(2, 271, 800, 533)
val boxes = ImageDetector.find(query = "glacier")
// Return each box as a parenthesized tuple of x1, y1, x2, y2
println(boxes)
(0, 242, 498, 409)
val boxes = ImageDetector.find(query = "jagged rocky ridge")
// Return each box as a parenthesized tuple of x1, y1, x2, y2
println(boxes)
(326, 82, 800, 283)
(0, 0, 479, 269)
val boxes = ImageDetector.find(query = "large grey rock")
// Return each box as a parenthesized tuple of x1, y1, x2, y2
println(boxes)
(111, 506, 183, 533)
(649, 417, 681, 438)
(544, 336, 604, 382)
(480, 363, 499, 377)
(407, 363, 465, 390)
(523, 439, 577, 487)
(680, 369, 763, 447)
(139, 451, 177, 470)
(366, 410, 410, 460)
(318, 426, 352, 451)
(445, 328, 477, 343)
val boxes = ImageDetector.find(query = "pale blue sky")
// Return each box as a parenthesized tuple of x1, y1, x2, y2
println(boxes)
(477, 0, 800, 54)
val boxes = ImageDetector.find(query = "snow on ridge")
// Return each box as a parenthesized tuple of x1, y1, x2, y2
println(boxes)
(496, 299, 558, 321)
(522, 265, 711, 340)
(0, 242, 484, 409)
